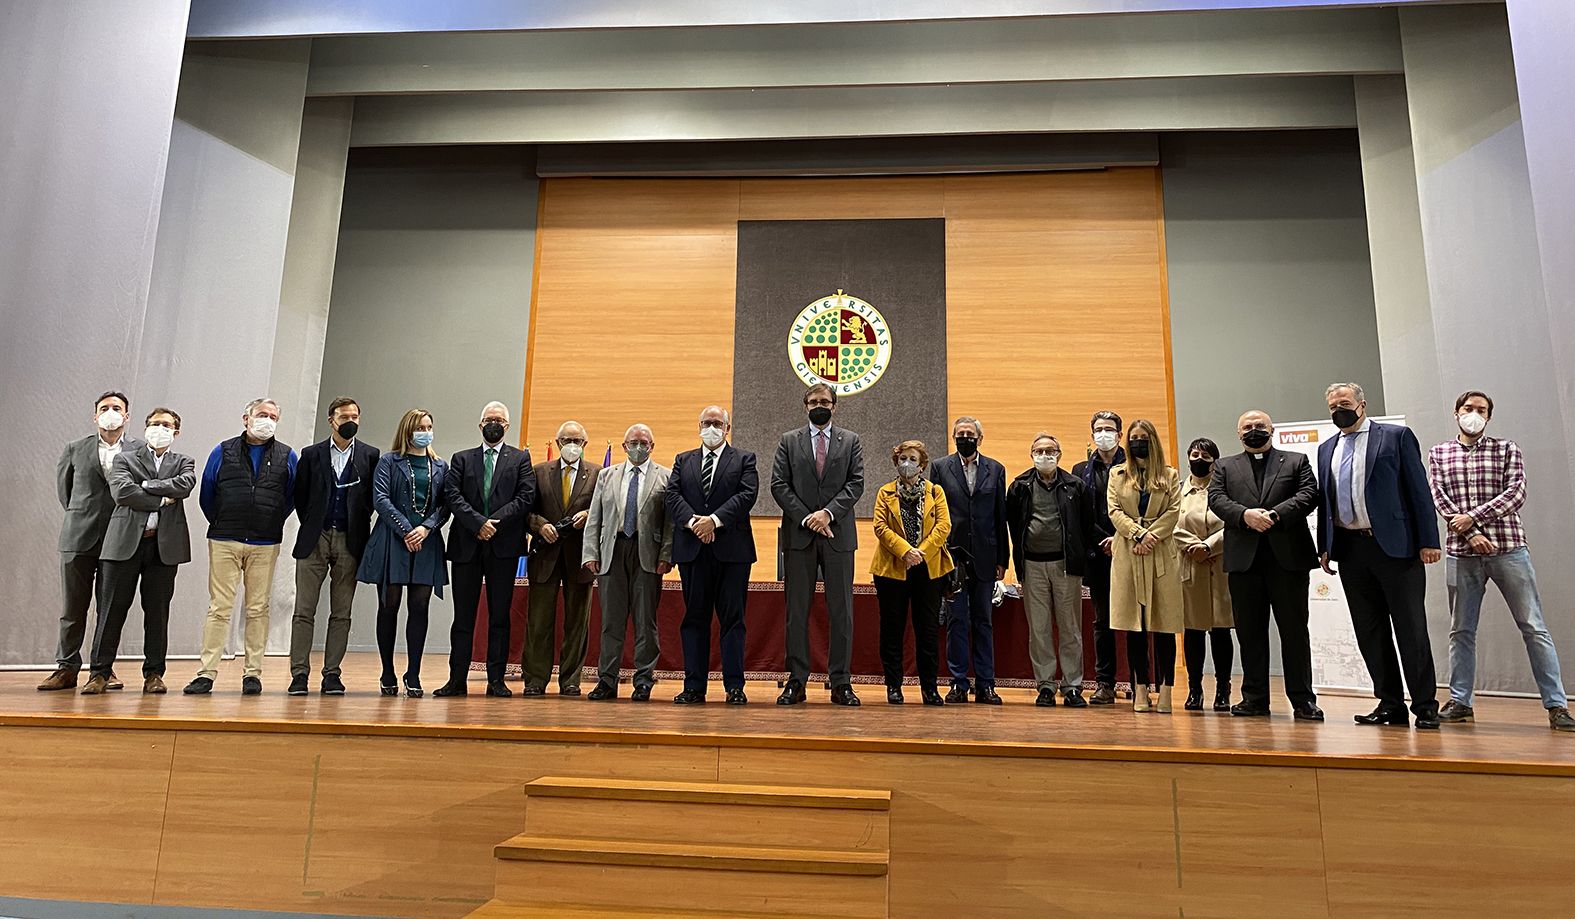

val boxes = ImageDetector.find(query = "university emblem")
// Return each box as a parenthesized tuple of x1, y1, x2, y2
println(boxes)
(787, 290, 892, 395)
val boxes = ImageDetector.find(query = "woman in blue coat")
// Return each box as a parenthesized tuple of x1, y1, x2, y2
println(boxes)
(358, 409, 450, 697)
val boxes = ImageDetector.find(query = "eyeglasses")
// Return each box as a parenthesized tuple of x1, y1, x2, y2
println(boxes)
(806, 399, 835, 407)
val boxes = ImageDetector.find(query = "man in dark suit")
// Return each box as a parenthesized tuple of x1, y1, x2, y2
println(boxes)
(523, 420, 599, 696)
(437, 401, 537, 697)
(41, 390, 145, 691)
(83, 407, 194, 695)
(1071, 410, 1125, 704)
(288, 396, 381, 696)
(1317, 382, 1443, 729)
(666, 405, 759, 705)
(1208, 409, 1323, 720)
(930, 416, 1008, 704)
(770, 383, 865, 706)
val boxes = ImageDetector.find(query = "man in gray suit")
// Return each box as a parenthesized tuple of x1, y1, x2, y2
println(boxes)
(41, 390, 145, 691)
(583, 424, 675, 701)
(84, 407, 197, 695)
(771, 383, 865, 706)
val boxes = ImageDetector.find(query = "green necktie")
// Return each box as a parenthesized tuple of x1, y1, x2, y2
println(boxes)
(483, 448, 497, 515)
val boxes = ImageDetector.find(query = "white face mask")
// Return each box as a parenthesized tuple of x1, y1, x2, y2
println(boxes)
(248, 416, 278, 440)
(144, 425, 175, 449)
(559, 442, 584, 464)
(97, 409, 124, 432)
(1092, 430, 1118, 452)
(1033, 454, 1059, 472)
(700, 426, 727, 449)
(1458, 412, 1487, 436)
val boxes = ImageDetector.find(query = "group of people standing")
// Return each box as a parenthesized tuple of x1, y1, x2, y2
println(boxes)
(40, 382, 1573, 731)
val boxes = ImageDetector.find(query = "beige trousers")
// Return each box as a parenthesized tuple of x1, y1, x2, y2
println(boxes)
(198, 540, 280, 679)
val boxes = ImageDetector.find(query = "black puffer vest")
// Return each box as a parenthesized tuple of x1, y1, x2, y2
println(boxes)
(206, 434, 293, 543)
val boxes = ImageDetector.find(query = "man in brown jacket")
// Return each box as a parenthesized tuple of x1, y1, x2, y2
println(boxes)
(523, 420, 599, 695)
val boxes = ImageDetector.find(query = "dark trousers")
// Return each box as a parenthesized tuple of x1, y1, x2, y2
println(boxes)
(875, 567, 943, 691)
(1125, 618, 1176, 687)
(58, 544, 104, 670)
(678, 549, 750, 693)
(1183, 628, 1234, 693)
(1335, 529, 1438, 716)
(783, 540, 855, 687)
(596, 535, 662, 690)
(376, 584, 432, 683)
(1228, 548, 1315, 707)
(91, 537, 176, 678)
(944, 570, 996, 690)
(1087, 556, 1121, 687)
(523, 562, 593, 691)
(449, 552, 519, 684)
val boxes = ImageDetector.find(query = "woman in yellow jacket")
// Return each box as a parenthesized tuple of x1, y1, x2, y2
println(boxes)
(1107, 419, 1185, 714)
(872, 440, 955, 706)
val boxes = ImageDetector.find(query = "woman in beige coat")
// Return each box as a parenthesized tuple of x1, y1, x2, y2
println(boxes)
(1107, 419, 1184, 713)
(1174, 437, 1235, 713)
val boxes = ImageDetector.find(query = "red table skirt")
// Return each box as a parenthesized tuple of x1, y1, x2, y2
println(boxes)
(471, 581, 1131, 688)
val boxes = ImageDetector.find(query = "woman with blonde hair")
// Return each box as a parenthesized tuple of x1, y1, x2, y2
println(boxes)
(871, 439, 955, 705)
(1107, 419, 1185, 713)
(357, 409, 451, 697)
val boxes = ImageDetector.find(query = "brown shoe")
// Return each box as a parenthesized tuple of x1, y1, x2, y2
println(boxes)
(80, 674, 110, 695)
(144, 675, 167, 695)
(37, 668, 78, 691)
(106, 670, 125, 691)
(1550, 707, 1575, 733)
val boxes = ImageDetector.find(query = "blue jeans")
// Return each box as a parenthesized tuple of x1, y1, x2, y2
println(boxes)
(946, 574, 996, 690)
(1447, 547, 1567, 708)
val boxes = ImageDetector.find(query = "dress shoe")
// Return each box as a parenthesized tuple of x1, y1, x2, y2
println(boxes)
(80, 674, 110, 695)
(1293, 702, 1325, 722)
(242, 676, 263, 696)
(105, 671, 124, 691)
(830, 685, 862, 707)
(1133, 686, 1152, 713)
(726, 687, 748, 705)
(559, 685, 581, 697)
(321, 674, 346, 695)
(1214, 681, 1232, 712)
(1414, 710, 1441, 730)
(1184, 689, 1204, 711)
(1062, 689, 1088, 708)
(36, 668, 78, 692)
(1035, 687, 1056, 707)
(402, 675, 422, 699)
(776, 680, 807, 706)
(1089, 684, 1116, 705)
(673, 689, 706, 704)
(630, 685, 652, 702)
(974, 686, 1003, 705)
(520, 684, 545, 697)
(1155, 685, 1173, 714)
(945, 683, 969, 704)
(1230, 701, 1270, 717)
(586, 683, 617, 701)
(380, 677, 400, 696)
(1549, 707, 1575, 732)
(287, 674, 310, 696)
(886, 687, 905, 705)
(433, 682, 467, 697)
(487, 681, 513, 698)
(143, 675, 167, 694)
(1438, 700, 1475, 723)
(921, 688, 945, 706)
(1353, 705, 1410, 726)
(184, 676, 213, 695)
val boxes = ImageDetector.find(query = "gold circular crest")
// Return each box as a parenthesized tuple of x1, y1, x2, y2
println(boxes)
(786, 290, 892, 395)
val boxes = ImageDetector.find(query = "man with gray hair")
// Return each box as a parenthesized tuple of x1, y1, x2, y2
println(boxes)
(186, 398, 297, 695)
(930, 415, 1008, 704)
(523, 420, 599, 695)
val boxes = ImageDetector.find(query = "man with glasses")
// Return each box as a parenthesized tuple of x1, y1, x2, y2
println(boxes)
(523, 421, 599, 696)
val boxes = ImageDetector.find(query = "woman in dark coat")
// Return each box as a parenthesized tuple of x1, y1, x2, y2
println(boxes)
(357, 409, 450, 697)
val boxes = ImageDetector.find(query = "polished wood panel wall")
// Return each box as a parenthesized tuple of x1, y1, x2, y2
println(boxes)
(524, 172, 1174, 582)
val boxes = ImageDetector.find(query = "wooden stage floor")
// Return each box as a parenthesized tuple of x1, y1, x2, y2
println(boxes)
(2, 652, 1570, 776)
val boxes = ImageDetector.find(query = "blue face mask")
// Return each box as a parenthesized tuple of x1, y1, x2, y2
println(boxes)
(412, 430, 434, 448)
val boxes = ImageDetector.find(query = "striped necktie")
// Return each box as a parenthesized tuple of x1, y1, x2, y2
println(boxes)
(701, 450, 716, 496)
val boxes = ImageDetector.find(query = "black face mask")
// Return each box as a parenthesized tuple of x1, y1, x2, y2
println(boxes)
(481, 421, 506, 445)
(336, 421, 359, 440)
(1189, 458, 1214, 478)
(1241, 429, 1272, 450)
(1128, 439, 1151, 460)
(807, 406, 833, 427)
(1331, 407, 1360, 429)
(954, 436, 978, 457)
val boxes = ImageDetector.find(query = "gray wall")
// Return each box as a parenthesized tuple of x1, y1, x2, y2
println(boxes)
(1163, 130, 1384, 452)
(316, 148, 538, 652)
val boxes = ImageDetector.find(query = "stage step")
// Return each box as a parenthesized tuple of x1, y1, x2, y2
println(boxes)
(466, 901, 871, 919)
(523, 775, 892, 809)
(495, 833, 888, 875)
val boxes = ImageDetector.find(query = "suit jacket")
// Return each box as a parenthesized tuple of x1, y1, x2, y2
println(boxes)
(57, 433, 146, 553)
(291, 437, 381, 560)
(665, 444, 759, 566)
(103, 446, 196, 564)
(527, 458, 599, 584)
(1207, 449, 1319, 573)
(930, 452, 1009, 580)
(1316, 421, 1441, 561)
(445, 443, 537, 563)
(770, 425, 864, 553)
(583, 460, 675, 574)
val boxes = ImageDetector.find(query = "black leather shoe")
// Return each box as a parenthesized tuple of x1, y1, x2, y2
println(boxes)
(1230, 701, 1271, 717)
(776, 680, 807, 705)
(559, 685, 581, 697)
(1062, 689, 1088, 708)
(726, 687, 748, 705)
(379, 677, 398, 696)
(183, 676, 213, 695)
(1089, 684, 1117, 705)
(886, 687, 904, 704)
(433, 682, 468, 697)
(402, 676, 422, 699)
(287, 674, 309, 696)
(673, 689, 706, 704)
(586, 682, 617, 701)
(1354, 705, 1410, 726)
(1293, 702, 1325, 722)
(922, 688, 945, 706)
(486, 681, 513, 698)
(974, 686, 1003, 705)
(1184, 689, 1204, 711)
(1035, 687, 1056, 707)
(1415, 711, 1441, 730)
(630, 684, 652, 702)
(945, 683, 969, 704)
(830, 685, 861, 707)
(242, 676, 263, 696)
(520, 684, 545, 697)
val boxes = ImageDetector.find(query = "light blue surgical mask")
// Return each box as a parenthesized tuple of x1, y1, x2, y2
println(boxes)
(412, 430, 434, 448)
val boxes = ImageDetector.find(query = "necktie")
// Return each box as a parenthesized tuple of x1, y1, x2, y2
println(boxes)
(814, 430, 827, 476)
(701, 450, 715, 496)
(623, 466, 641, 537)
(561, 464, 573, 512)
(1338, 434, 1358, 526)
(483, 448, 497, 515)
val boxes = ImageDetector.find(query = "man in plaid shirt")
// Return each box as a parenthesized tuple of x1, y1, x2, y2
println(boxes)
(1428, 390, 1574, 732)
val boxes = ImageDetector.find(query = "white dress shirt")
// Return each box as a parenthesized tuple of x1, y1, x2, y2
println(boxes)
(559, 458, 581, 494)
(1335, 417, 1373, 530)
(145, 450, 167, 531)
(97, 435, 123, 479)
(330, 438, 356, 478)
